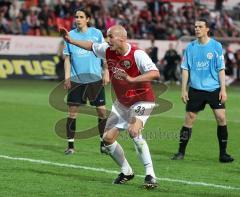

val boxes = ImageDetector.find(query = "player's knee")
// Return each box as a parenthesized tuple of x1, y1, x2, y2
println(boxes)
(189, 112, 197, 120)
(96, 107, 106, 119)
(185, 112, 196, 127)
(68, 112, 77, 119)
(187, 112, 197, 121)
(103, 132, 114, 145)
(128, 128, 141, 138)
(98, 111, 106, 119)
(216, 114, 226, 125)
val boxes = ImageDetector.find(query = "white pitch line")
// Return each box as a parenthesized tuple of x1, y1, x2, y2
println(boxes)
(0, 154, 239, 191)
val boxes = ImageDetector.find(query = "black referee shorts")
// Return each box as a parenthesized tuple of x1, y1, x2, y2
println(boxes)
(67, 80, 105, 107)
(186, 87, 225, 112)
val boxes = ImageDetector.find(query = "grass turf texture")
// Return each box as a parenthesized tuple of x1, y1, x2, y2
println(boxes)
(0, 79, 239, 196)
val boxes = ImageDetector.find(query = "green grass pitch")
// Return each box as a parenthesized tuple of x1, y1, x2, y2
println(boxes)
(0, 79, 239, 196)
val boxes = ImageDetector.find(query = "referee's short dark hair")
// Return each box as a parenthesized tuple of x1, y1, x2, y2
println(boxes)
(196, 18, 209, 28)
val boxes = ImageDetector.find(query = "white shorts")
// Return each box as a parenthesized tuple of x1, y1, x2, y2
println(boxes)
(105, 100, 155, 130)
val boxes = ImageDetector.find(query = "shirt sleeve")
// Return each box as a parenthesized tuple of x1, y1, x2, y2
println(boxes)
(181, 48, 189, 70)
(216, 43, 225, 70)
(134, 50, 158, 74)
(63, 40, 70, 56)
(92, 42, 109, 59)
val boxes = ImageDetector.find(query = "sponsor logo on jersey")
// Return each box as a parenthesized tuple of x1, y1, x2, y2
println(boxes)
(196, 61, 209, 70)
(207, 52, 213, 60)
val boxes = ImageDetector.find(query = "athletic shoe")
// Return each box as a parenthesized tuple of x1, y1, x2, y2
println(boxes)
(219, 153, 234, 163)
(143, 175, 158, 189)
(171, 152, 184, 160)
(113, 173, 134, 184)
(64, 148, 74, 155)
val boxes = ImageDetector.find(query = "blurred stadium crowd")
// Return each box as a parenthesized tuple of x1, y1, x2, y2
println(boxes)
(0, 0, 239, 84)
(0, 0, 240, 39)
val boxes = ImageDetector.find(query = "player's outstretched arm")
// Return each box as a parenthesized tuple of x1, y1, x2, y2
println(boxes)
(59, 27, 93, 51)
(70, 39, 93, 51)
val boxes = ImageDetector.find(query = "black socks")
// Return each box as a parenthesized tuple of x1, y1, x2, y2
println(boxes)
(178, 126, 192, 155)
(66, 117, 107, 149)
(98, 118, 107, 138)
(66, 118, 76, 149)
(217, 125, 228, 156)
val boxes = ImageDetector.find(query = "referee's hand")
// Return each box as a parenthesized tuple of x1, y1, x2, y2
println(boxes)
(219, 89, 227, 103)
(181, 90, 189, 104)
(64, 79, 71, 90)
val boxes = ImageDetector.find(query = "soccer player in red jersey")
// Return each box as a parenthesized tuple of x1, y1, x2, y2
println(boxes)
(60, 25, 160, 188)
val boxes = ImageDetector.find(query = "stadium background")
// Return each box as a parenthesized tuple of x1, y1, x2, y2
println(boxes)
(0, 0, 240, 196)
